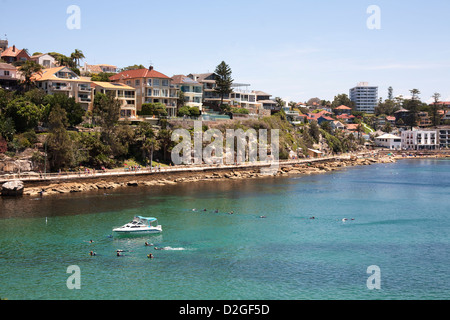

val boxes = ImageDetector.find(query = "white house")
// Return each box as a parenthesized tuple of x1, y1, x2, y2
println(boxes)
(375, 133, 402, 150)
(30, 54, 57, 68)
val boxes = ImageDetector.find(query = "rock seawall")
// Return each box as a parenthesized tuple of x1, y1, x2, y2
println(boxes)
(21, 156, 396, 197)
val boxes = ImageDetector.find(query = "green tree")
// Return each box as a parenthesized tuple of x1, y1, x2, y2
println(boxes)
(431, 92, 441, 127)
(93, 92, 121, 147)
(43, 93, 85, 127)
(0, 117, 16, 142)
(214, 61, 234, 107)
(90, 72, 114, 82)
(70, 49, 85, 67)
(19, 60, 42, 90)
(46, 105, 73, 171)
(177, 90, 186, 109)
(189, 106, 201, 118)
(177, 106, 190, 117)
(404, 89, 421, 128)
(4, 97, 42, 132)
(331, 94, 355, 110)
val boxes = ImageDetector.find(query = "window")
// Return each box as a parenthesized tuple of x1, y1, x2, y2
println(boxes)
(162, 79, 169, 87)
(4, 71, 10, 76)
(135, 80, 140, 86)
(153, 89, 160, 96)
(153, 79, 160, 86)
(126, 80, 131, 85)
(161, 89, 168, 97)
(147, 79, 152, 86)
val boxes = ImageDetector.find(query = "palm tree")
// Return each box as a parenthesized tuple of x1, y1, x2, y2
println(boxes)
(142, 136, 160, 167)
(71, 49, 85, 67)
(19, 60, 42, 90)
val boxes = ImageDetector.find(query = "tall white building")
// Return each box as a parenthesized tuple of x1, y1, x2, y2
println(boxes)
(349, 82, 378, 114)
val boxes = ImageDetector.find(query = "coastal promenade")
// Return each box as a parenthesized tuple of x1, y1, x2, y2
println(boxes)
(0, 153, 371, 185)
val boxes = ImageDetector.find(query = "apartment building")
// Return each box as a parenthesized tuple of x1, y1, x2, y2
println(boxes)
(92, 81, 136, 119)
(171, 75, 203, 110)
(110, 66, 178, 117)
(437, 126, 450, 148)
(401, 129, 438, 150)
(32, 66, 93, 111)
(350, 82, 378, 114)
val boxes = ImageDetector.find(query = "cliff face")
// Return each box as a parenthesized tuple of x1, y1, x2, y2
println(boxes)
(0, 158, 34, 173)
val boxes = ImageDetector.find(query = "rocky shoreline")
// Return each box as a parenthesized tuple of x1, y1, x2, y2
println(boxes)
(19, 156, 398, 197)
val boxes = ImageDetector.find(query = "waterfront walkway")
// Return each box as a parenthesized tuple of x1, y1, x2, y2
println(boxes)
(0, 154, 370, 184)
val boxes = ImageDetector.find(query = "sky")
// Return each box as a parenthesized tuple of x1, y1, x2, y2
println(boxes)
(1, 0, 450, 103)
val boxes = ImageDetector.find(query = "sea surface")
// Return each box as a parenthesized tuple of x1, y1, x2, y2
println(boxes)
(0, 159, 449, 300)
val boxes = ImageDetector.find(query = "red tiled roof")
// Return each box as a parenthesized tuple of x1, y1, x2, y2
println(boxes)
(109, 68, 170, 81)
(337, 114, 352, 119)
(335, 105, 352, 110)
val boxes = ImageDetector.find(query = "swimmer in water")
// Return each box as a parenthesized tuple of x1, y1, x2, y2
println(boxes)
(214, 209, 219, 213)
(89, 251, 96, 256)
(145, 242, 153, 247)
(228, 211, 234, 215)
(154, 247, 165, 250)
(147, 253, 154, 259)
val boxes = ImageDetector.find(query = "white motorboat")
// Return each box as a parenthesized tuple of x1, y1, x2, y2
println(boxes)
(113, 216, 162, 235)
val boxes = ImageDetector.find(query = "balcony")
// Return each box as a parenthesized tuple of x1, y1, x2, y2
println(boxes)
(52, 85, 71, 91)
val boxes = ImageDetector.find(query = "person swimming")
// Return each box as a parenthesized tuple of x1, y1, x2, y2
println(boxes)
(147, 253, 154, 259)
(214, 209, 219, 213)
(154, 247, 165, 250)
(145, 242, 153, 247)
(89, 251, 96, 256)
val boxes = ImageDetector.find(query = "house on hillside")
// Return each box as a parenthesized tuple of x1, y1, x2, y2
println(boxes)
(0, 62, 20, 90)
(1, 45, 30, 64)
(110, 66, 178, 117)
(32, 66, 93, 111)
(92, 81, 136, 119)
(171, 74, 203, 111)
(30, 53, 57, 68)
(333, 105, 352, 116)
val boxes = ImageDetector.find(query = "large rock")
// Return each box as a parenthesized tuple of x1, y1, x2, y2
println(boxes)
(1, 180, 24, 196)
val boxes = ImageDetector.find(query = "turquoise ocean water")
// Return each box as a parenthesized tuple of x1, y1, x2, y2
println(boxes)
(0, 159, 449, 300)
